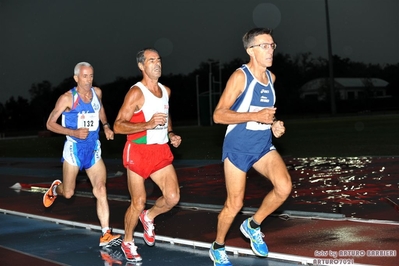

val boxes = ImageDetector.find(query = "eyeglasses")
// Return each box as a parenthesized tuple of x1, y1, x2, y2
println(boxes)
(249, 43, 277, 50)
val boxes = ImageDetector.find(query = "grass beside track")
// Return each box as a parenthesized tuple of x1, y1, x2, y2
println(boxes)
(1, 114, 398, 160)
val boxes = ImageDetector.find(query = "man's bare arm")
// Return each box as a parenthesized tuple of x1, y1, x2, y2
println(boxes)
(213, 70, 276, 125)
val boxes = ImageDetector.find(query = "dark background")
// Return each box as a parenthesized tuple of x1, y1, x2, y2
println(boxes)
(0, 0, 398, 134)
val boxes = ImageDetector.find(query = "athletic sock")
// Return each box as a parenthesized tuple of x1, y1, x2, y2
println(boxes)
(102, 227, 110, 235)
(249, 217, 260, 229)
(144, 211, 152, 221)
(52, 184, 58, 196)
(213, 242, 225, 250)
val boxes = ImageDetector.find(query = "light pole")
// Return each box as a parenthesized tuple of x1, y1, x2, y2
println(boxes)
(325, 0, 336, 115)
(207, 60, 222, 125)
(208, 61, 213, 125)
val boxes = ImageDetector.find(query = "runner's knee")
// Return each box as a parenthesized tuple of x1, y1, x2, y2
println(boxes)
(165, 191, 180, 207)
(275, 177, 292, 200)
(226, 198, 244, 214)
(92, 184, 107, 199)
(131, 196, 146, 211)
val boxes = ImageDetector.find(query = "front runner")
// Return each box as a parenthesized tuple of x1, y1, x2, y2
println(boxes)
(209, 28, 292, 266)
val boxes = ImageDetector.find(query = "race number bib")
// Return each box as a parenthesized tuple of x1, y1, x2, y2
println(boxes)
(77, 113, 99, 131)
(246, 105, 271, 131)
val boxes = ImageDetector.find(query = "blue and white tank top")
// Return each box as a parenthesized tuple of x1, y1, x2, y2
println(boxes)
(62, 87, 101, 143)
(223, 64, 276, 155)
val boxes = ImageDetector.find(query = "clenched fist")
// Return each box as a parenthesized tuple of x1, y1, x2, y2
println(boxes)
(271, 120, 285, 138)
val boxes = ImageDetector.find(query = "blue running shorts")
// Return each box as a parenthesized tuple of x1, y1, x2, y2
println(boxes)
(62, 139, 101, 170)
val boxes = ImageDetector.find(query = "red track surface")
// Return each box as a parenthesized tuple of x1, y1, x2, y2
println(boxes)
(1, 157, 398, 265)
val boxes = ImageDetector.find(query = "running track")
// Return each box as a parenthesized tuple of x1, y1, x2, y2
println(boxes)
(1, 157, 398, 265)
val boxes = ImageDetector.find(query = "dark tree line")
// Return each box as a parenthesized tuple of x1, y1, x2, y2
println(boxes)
(0, 53, 398, 134)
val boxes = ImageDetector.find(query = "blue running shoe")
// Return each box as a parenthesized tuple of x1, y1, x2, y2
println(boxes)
(240, 218, 268, 257)
(209, 243, 233, 266)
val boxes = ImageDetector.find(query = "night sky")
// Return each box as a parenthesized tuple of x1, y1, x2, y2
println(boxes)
(0, 0, 398, 103)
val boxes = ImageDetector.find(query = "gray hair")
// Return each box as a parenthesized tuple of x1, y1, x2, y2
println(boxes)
(136, 48, 159, 64)
(74, 62, 92, 76)
(242, 28, 273, 49)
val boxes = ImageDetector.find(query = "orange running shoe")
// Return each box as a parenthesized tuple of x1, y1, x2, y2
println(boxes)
(43, 179, 61, 207)
(100, 229, 122, 247)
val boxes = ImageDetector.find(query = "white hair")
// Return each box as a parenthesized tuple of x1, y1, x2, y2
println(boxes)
(74, 62, 92, 76)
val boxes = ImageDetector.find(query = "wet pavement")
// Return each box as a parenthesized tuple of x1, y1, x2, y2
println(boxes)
(1, 212, 296, 266)
(1, 157, 399, 265)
